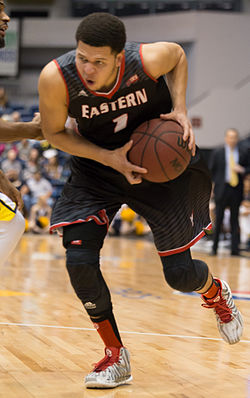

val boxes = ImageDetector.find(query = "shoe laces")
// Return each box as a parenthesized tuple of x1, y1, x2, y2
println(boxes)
(202, 292, 232, 323)
(92, 348, 120, 373)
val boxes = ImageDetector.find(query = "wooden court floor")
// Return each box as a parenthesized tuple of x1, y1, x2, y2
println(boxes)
(0, 233, 250, 398)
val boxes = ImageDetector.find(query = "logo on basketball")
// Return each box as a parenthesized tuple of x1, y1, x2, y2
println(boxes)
(128, 118, 192, 183)
(170, 158, 184, 173)
(177, 136, 190, 151)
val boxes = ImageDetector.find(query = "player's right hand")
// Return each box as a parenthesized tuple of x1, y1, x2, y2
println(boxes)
(107, 140, 148, 185)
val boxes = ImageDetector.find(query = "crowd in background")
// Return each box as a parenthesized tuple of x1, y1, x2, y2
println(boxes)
(0, 86, 71, 233)
(0, 137, 71, 233)
(0, 87, 249, 251)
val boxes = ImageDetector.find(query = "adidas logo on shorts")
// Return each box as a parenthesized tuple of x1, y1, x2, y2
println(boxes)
(84, 301, 96, 310)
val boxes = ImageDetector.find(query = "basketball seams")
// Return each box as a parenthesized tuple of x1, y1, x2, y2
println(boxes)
(156, 131, 190, 164)
(134, 130, 190, 164)
(129, 118, 191, 182)
(140, 121, 174, 181)
(153, 137, 171, 181)
(140, 119, 167, 169)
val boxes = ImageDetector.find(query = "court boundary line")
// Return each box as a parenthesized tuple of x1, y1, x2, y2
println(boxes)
(0, 321, 249, 343)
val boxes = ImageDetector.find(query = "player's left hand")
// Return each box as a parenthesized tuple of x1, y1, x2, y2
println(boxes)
(160, 110, 196, 156)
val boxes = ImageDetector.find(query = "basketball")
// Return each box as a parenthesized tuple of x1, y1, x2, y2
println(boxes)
(128, 118, 192, 183)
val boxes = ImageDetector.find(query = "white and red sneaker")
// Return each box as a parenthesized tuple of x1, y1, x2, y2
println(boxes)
(201, 278, 243, 344)
(85, 346, 132, 389)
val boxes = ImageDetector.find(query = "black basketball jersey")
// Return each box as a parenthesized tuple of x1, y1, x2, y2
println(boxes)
(52, 43, 212, 252)
(54, 42, 172, 152)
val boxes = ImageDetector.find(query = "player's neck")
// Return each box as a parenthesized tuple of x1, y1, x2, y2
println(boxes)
(97, 67, 120, 93)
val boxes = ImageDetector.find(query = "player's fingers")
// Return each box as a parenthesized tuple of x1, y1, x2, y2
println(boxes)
(190, 136, 196, 156)
(187, 126, 196, 156)
(123, 140, 133, 154)
(126, 172, 143, 185)
(182, 119, 190, 140)
(130, 164, 148, 174)
(32, 112, 40, 121)
(160, 113, 174, 120)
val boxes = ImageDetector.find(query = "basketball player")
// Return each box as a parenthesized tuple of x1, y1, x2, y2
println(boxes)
(0, 0, 42, 265)
(38, 13, 243, 389)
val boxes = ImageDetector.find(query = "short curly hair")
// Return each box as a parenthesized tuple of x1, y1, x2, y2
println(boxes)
(75, 13, 126, 54)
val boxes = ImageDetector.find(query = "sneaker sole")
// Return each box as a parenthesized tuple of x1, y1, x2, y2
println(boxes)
(85, 375, 133, 389)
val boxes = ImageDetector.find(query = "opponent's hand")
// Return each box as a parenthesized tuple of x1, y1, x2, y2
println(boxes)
(29, 112, 44, 140)
(0, 172, 24, 211)
(160, 110, 196, 156)
(107, 140, 148, 185)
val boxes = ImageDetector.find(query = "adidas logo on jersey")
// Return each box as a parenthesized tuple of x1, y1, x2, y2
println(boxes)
(78, 89, 88, 97)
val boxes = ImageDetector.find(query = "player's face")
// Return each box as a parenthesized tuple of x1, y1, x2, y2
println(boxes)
(0, 1, 10, 49)
(76, 41, 123, 92)
(225, 129, 238, 149)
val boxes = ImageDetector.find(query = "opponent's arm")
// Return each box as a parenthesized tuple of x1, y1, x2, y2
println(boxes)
(38, 61, 147, 184)
(142, 42, 195, 155)
(0, 113, 43, 141)
(0, 170, 23, 210)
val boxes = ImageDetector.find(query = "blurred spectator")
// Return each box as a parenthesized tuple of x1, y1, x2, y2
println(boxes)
(23, 147, 44, 180)
(11, 111, 21, 122)
(0, 141, 18, 158)
(43, 148, 67, 201)
(4, 169, 24, 191)
(28, 195, 52, 234)
(1, 148, 23, 179)
(16, 139, 33, 162)
(209, 128, 250, 256)
(0, 143, 5, 156)
(239, 174, 250, 250)
(21, 168, 53, 214)
(109, 204, 150, 236)
(43, 148, 63, 181)
(1, 110, 21, 123)
(0, 87, 9, 112)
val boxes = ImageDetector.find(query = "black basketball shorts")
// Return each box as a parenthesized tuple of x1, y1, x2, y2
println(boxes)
(50, 149, 212, 256)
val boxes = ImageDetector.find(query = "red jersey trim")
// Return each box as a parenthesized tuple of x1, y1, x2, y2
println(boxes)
(53, 59, 69, 106)
(75, 54, 125, 100)
(158, 223, 213, 257)
(49, 209, 110, 236)
(139, 44, 158, 83)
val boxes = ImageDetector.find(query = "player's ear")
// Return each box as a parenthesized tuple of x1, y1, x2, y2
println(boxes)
(116, 50, 124, 67)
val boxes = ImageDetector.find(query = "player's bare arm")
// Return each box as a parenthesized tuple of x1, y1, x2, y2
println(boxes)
(0, 113, 43, 141)
(142, 42, 195, 155)
(0, 170, 23, 210)
(39, 61, 147, 185)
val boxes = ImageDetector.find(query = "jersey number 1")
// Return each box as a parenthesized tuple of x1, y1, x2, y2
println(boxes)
(113, 114, 128, 133)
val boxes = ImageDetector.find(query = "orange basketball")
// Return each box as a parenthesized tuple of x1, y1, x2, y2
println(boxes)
(128, 118, 191, 183)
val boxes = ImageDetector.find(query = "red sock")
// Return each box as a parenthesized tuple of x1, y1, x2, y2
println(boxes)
(93, 319, 122, 348)
(203, 279, 220, 299)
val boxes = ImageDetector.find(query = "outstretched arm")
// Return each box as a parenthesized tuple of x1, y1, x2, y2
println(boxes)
(0, 113, 43, 141)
